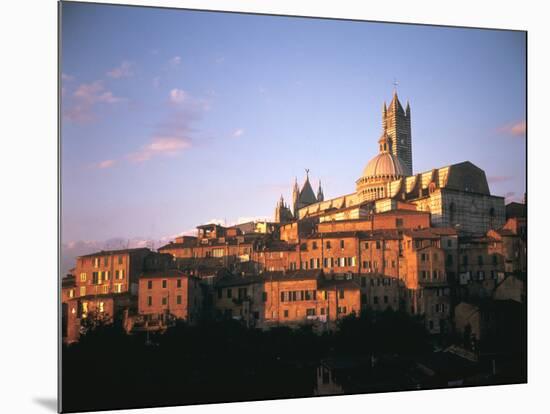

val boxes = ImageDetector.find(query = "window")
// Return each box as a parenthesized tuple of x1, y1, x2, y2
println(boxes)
(162, 280, 167, 289)
(176, 295, 182, 305)
(376, 241, 381, 249)
(433, 270, 438, 279)
(80, 273, 87, 282)
(373, 296, 379, 304)
(284, 310, 289, 318)
(93, 258, 99, 268)
(306, 308, 316, 316)
(102, 285, 109, 294)
(392, 260, 396, 268)
(433, 253, 438, 261)
(177, 279, 182, 288)
(323, 258, 328, 268)
(492, 254, 498, 265)
(384, 296, 388, 304)
(365, 242, 369, 249)
(447, 240, 452, 248)
(421, 271, 426, 279)
(396, 218, 404, 227)
(462, 255, 469, 266)
(477, 256, 483, 265)
(147, 280, 153, 289)
(98, 302, 104, 313)
(340, 240, 345, 249)
(310, 258, 314, 269)
(104, 271, 109, 281)
(80, 286, 86, 296)
(114, 284, 122, 293)
(92, 272, 99, 285)
(217, 288, 222, 299)
(68, 289, 74, 298)
(338, 290, 345, 299)
(118, 255, 123, 265)
(238, 287, 247, 299)
(337, 306, 347, 314)
(103, 257, 108, 266)
(312, 241, 318, 250)
(262, 292, 268, 302)
(361, 277, 366, 287)
(326, 241, 331, 249)
(162, 297, 168, 305)
(478, 271, 485, 280)
(280, 292, 285, 302)
(227, 288, 232, 299)
(320, 308, 326, 315)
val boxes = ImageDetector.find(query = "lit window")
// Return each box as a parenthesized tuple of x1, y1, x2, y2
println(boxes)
(68, 289, 74, 298)
(114, 284, 122, 293)
(80, 286, 86, 296)
(80, 273, 87, 282)
(102, 285, 109, 294)
(99, 302, 104, 313)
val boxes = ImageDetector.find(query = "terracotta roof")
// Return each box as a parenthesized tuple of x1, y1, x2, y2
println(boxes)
(78, 248, 150, 258)
(139, 269, 190, 279)
(318, 278, 360, 291)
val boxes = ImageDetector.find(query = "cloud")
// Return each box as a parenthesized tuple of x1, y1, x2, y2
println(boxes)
(64, 80, 123, 123)
(169, 56, 181, 66)
(487, 175, 513, 184)
(61, 73, 74, 81)
(73, 80, 122, 104)
(232, 128, 244, 138)
(169, 88, 187, 104)
(107, 61, 133, 78)
(498, 120, 526, 137)
(127, 137, 192, 162)
(95, 159, 116, 169)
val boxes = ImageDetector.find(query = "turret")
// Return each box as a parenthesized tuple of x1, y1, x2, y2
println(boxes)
(317, 180, 324, 202)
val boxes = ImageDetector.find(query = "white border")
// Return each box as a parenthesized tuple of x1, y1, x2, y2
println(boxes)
(2, 1, 547, 413)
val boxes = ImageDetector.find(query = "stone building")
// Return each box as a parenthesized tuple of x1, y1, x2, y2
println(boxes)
(137, 269, 203, 328)
(284, 91, 505, 235)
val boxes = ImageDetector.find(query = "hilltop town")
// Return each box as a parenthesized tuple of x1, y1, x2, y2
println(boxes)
(61, 92, 526, 353)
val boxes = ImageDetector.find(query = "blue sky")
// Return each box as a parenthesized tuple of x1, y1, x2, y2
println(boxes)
(61, 2, 526, 262)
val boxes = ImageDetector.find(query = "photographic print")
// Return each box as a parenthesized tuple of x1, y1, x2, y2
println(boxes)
(59, 1, 527, 412)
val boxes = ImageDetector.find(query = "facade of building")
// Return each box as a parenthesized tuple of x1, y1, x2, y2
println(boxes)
(137, 269, 203, 326)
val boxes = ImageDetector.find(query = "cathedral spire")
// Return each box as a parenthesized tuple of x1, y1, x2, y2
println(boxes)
(317, 180, 324, 202)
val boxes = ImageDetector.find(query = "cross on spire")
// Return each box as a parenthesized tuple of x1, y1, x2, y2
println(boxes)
(305, 168, 310, 178)
(392, 78, 399, 93)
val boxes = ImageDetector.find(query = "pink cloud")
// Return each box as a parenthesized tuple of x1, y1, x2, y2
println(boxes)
(498, 120, 526, 137)
(232, 128, 244, 138)
(64, 80, 123, 123)
(487, 175, 513, 184)
(106, 61, 133, 78)
(127, 137, 192, 162)
(96, 159, 116, 169)
(73, 80, 122, 104)
(169, 88, 187, 104)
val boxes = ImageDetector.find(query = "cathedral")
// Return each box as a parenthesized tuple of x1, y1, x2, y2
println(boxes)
(274, 91, 505, 234)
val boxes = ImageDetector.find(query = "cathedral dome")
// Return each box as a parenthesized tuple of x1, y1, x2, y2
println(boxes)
(362, 152, 405, 178)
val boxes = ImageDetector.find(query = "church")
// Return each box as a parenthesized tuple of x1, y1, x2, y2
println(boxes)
(274, 91, 505, 235)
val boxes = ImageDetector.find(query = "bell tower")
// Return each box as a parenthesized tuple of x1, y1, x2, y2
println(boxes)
(383, 90, 412, 176)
